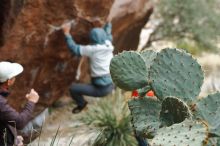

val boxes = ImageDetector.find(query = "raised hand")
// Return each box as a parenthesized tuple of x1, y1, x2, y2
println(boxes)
(61, 22, 72, 35)
(25, 89, 39, 103)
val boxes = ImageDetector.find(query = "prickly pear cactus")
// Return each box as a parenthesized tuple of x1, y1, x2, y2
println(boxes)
(140, 49, 157, 69)
(207, 138, 220, 146)
(137, 85, 151, 97)
(110, 48, 220, 146)
(137, 50, 157, 97)
(160, 97, 192, 127)
(151, 120, 209, 146)
(110, 51, 148, 90)
(128, 97, 161, 138)
(194, 92, 220, 136)
(149, 48, 204, 101)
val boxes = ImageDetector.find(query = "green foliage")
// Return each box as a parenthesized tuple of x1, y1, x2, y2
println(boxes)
(160, 97, 192, 127)
(140, 49, 157, 69)
(110, 48, 220, 146)
(151, 120, 209, 146)
(156, 0, 220, 51)
(150, 48, 204, 101)
(194, 92, 220, 136)
(80, 89, 137, 146)
(110, 51, 148, 90)
(137, 85, 151, 98)
(128, 96, 161, 138)
(207, 138, 220, 146)
(111, 48, 204, 100)
(176, 40, 201, 55)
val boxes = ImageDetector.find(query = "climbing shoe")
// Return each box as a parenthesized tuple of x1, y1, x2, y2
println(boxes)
(72, 102, 88, 114)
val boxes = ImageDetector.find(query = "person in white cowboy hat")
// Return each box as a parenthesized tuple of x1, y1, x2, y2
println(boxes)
(0, 61, 39, 146)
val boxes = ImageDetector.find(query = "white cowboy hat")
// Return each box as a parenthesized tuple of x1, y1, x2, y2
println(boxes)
(0, 61, 23, 82)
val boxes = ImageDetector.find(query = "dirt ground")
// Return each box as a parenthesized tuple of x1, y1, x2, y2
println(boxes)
(29, 96, 98, 146)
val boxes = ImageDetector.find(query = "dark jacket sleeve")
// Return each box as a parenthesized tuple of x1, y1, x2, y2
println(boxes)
(0, 100, 35, 130)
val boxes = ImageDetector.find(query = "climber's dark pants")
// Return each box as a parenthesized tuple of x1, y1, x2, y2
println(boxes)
(69, 83, 114, 107)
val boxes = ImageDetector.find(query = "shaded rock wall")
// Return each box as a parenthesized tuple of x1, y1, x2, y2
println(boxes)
(0, 0, 24, 46)
(111, 0, 153, 52)
(0, 0, 153, 113)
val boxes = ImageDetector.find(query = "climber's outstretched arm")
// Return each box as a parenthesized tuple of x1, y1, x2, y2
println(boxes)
(103, 22, 113, 42)
(64, 34, 81, 56)
(62, 23, 81, 56)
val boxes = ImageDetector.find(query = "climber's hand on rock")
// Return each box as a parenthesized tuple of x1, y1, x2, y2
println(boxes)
(106, 17, 112, 23)
(26, 89, 39, 103)
(62, 23, 72, 35)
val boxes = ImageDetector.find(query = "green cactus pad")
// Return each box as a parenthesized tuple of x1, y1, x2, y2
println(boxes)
(160, 97, 192, 127)
(194, 92, 220, 136)
(207, 138, 220, 146)
(140, 49, 157, 69)
(149, 48, 204, 101)
(128, 97, 161, 138)
(137, 85, 152, 97)
(151, 120, 209, 146)
(110, 51, 148, 90)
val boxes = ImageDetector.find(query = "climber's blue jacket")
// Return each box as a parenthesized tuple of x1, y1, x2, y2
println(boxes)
(65, 22, 112, 56)
(64, 22, 114, 86)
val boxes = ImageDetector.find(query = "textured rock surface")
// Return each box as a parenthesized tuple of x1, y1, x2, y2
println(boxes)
(0, 0, 153, 113)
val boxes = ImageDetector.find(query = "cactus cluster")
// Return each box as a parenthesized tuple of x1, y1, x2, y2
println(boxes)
(110, 48, 220, 146)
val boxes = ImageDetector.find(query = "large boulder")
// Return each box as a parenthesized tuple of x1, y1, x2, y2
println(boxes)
(0, 0, 153, 113)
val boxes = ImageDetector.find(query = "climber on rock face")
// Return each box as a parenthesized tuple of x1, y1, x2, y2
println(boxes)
(0, 61, 39, 146)
(61, 20, 114, 114)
